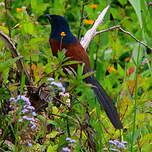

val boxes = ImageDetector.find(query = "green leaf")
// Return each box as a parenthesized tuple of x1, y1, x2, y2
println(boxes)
(0, 56, 22, 71)
(23, 22, 35, 34)
(47, 131, 59, 138)
(77, 63, 84, 76)
(62, 60, 80, 66)
(128, 0, 142, 28)
(47, 120, 58, 126)
(47, 145, 58, 152)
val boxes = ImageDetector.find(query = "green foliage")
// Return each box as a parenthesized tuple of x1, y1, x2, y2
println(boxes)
(0, 0, 152, 151)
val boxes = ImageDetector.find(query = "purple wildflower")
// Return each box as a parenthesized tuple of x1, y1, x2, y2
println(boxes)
(66, 137, 76, 143)
(51, 82, 65, 92)
(27, 142, 33, 147)
(30, 124, 36, 129)
(62, 147, 71, 152)
(21, 109, 29, 113)
(109, 140, 117, 146)
(32, 112, 37, 116)
(17, 95, 31, 105)
(70, 139, 76, 143)
(9, 97, 16, 101)
(117, 142, 125, 148)
(109, 148, 120, 152)
(149, 2, 152, 6)
(48, 78, 65, 92)
(66, 137, 72, 141)
(109, 140, 127, 149)
(23, 105, 35, 110)
(22, 116, 35, 121)
(48, 78, 55, 81)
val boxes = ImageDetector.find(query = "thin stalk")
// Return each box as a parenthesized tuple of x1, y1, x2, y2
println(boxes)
(130, 45, 141, 152)
(4, 0, 11, 37)
(77, 0, 85, 39)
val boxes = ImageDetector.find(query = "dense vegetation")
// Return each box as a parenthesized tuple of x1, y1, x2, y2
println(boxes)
(0, 0, 152, 151)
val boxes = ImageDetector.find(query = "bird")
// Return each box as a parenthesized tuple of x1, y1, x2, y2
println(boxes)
(45, 14, 123, 129)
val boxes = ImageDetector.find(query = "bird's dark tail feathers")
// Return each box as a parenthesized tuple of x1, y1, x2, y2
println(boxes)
(84, 75, 123, 129)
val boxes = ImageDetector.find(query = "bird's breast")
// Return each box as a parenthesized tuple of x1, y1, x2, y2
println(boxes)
(50, 39, 91, 72)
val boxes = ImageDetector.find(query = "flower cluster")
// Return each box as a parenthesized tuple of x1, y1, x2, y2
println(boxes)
(90, 4, 98, 9)
(62, 137, 76, 152)
(62, 147, 71, 152)
(104, 139, 128, 151)
(66, 137, 76, 143)
(149, 2, 152, 6)
(48, 78, 65, 93)
(84, 19, 94, 25)
(107, 67, 116, 72)
(59, 92, 71, 107)
(9, 95, 39, 147)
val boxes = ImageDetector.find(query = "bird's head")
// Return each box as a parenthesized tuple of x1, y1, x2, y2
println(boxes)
(44, 15, 67, 25)
(44, 14, 76, 43)
(44, 14, 71, 35)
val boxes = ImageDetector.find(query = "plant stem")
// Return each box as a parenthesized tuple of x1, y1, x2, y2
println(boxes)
(77, 0, 85, 39)
(130, 45, 141, 152)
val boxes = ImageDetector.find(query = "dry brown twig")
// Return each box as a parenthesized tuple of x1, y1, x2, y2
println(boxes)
(96, 25, 152, 51)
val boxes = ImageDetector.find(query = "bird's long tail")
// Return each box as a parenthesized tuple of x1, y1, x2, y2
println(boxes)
(84, 75, 123, 129)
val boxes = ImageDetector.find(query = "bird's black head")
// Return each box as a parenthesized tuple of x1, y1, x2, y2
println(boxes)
(44, 14, 76, 43)
(45, 15, 68, 27)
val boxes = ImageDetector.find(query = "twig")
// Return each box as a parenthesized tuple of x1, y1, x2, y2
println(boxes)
(80, 5, 110, 50)
(95, 25, 152, 52)
(77, 0, 86, 39)
(80, 4, 152, 52)
(95, 25, 120, 34)
(0, 31, 32, 84)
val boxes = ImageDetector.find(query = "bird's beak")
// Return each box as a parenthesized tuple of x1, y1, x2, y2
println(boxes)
(44, 14, 52, 20)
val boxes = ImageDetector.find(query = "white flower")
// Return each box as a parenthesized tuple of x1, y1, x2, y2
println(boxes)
(59, 92, 69, 97)
(0, 2, 5, 6)
(66, 99, 70, 103)
(64, 93, 70, 97)
(22, 6, 26, 10)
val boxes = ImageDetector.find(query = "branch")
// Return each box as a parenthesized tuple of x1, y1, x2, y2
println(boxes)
(95, 25, 152, 52)
(80, 4, 152, 52)
(0, 31, 32, 84)
(80, 5, 110, 50)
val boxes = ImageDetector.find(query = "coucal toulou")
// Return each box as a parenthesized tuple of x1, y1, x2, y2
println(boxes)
(45, 14, 123, 129)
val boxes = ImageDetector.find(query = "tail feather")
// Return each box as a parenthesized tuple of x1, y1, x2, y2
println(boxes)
(84, 75, 123, 129)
